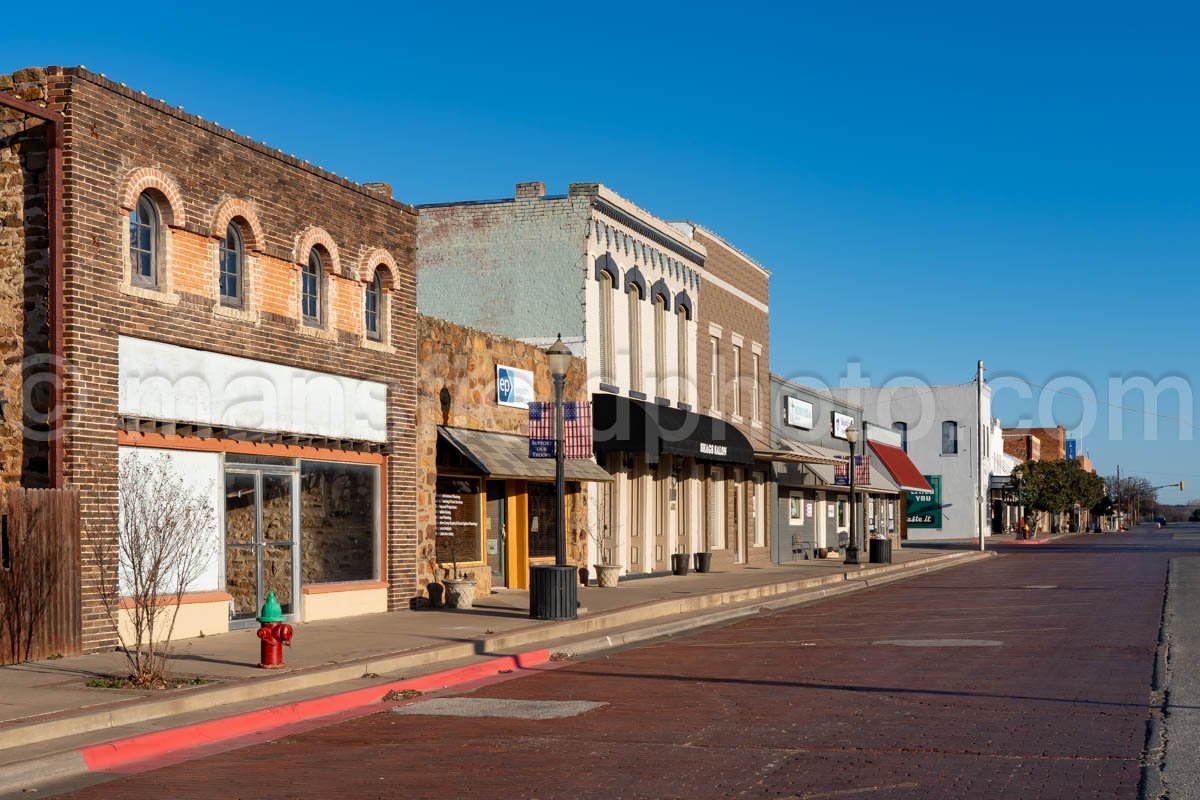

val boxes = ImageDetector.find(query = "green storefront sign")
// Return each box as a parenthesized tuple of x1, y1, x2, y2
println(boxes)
(906, 475, 942, 528)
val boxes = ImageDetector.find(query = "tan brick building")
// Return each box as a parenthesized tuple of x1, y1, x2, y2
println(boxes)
(670, 223, 773, 570)
(1, 68, 418, 651)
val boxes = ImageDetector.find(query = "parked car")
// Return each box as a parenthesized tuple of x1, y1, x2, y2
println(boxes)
(1155, 515, 1168, 527)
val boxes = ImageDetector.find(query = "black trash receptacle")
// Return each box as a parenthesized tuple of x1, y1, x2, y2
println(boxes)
(671, 553, 690, 576)
(529, 564, 578, 620)
(868, 538, 892, 564)
(694, 552, 712, 573)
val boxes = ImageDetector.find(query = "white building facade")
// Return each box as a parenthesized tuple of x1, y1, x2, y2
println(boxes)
(828, 381, 1002, 541)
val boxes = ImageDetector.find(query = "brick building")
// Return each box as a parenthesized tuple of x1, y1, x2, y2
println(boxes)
(670, 223, 774, 568)
(417, 182, 765, 579)
(1, 68, 418, 651)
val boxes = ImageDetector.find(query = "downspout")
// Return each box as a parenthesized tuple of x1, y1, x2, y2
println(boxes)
(0, 90, 65, 488)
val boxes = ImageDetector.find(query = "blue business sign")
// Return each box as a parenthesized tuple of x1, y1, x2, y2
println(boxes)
(497, 365, 535, 409)
(1065, 439, 1077, 460)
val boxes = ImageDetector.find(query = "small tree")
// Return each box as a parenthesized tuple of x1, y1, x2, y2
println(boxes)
(94, 453, 215, 687)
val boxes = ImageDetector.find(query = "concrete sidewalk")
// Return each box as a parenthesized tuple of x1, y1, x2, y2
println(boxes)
(0, 546, 990, 789)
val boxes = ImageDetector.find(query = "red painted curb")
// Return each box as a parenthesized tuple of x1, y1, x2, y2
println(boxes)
(80, 649, 551, 772)
(1006, 538, 1051, 545)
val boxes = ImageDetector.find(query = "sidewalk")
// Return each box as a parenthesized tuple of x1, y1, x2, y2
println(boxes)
(0, 547, 990, 792)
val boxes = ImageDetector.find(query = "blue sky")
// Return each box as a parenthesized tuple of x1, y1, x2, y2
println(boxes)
(5, 1, 1198, 494)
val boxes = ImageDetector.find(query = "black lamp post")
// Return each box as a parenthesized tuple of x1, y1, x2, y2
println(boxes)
(529, 335, 578, 620)
(843, 423, 861, 566)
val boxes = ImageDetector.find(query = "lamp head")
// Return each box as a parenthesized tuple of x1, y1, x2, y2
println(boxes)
(845, 424, 859, 444)
(546, 334, 572, 379)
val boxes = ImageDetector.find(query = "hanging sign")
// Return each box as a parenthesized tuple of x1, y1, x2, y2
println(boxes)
(831, 411, 855, 440)
(528, 401, 593, 459)
(497, 365, 535, 409)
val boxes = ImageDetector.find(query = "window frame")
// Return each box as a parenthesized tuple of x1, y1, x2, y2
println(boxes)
(709, 336, 720, 412)
(364, 270, 382, 341)
(628, 285, 643, 392)
(218, 221, 245, 308)
(598, 272, 615, 383)
(942, 421, 959, 455)
(731, 345, 742, 417)
(301, 249, 324, 326)
(751, 353, 761, 422)
(653, 294, 667, 397)
(129, 192, 160, 289)
(893, 421, 909, 452)
(677, 308, 689, 404)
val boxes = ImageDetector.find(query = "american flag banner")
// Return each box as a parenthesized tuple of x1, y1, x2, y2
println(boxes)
(528, 401, 594, 459)
(855, 454, 871, 485)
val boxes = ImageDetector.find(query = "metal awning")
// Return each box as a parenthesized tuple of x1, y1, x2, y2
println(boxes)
(771, 439, 847, 466)
(437, 427, 613, 482)
(804, 460, 901, 494)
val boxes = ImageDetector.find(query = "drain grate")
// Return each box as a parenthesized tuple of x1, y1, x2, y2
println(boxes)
(391, 698, 606, 720)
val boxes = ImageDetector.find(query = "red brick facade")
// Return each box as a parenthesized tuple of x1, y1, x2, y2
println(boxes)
(5, 67, 419, 651)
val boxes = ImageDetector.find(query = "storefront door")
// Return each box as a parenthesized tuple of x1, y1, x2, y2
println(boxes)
(732, 468, 745, 563)
(486, 480, 507, 588)
(224, 466, 299, 627)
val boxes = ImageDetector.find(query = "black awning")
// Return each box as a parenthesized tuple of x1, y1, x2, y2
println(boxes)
(592, 393, 754, 465)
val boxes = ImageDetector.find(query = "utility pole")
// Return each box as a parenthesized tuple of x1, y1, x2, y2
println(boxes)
(1116, 464, 1122, 531)
(977, 359, 985, 551)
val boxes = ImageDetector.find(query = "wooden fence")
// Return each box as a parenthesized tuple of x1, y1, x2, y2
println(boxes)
(0, 486, 81, 665)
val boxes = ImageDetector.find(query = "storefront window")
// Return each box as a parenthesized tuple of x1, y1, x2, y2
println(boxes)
(435, 476, 482, 565)
(528, 482, 557, 559)
(788, 495, 804, 525)
(300, 460, 378, 583)
(837, 499, 847, 527)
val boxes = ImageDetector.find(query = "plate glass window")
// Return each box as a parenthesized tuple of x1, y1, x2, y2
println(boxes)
(129, 193, 159, 287)
(302, 250, 322, 324)
(365, 271, 382, 340)
(219, 222, 244, 306)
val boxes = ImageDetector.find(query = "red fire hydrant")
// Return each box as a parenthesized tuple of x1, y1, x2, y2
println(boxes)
(256, 591, 293, 669)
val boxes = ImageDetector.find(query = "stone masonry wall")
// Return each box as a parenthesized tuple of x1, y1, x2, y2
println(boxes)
(417, 315, 589, 595)
(0, 69, 51, 487)
(8, 67, 419, 651)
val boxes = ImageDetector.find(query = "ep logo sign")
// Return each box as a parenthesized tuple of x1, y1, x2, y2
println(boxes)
(496, 365, 535, 409)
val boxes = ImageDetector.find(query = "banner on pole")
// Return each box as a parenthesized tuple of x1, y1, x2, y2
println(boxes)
(528, 401, 593, 459)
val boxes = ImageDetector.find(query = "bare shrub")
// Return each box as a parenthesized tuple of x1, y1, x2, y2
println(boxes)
(93, 453, 215, 687)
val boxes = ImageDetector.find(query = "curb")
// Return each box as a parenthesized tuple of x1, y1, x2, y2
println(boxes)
(0, 650, 550, 794)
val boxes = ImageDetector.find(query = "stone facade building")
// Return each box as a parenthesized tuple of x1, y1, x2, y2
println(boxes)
(418, 182, 763, 579)
(2, 67, 418, 651)
(416, 316, 609, 595)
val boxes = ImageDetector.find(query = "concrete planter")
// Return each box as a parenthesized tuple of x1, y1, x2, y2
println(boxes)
(594, 564, 621, 588)
(443, 578, 478, 609)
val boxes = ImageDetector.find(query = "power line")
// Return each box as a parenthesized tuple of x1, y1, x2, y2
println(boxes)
(983, 368, 1198, 430)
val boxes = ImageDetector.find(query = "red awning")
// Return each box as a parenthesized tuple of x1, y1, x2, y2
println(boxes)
(867, 441, 933, 493)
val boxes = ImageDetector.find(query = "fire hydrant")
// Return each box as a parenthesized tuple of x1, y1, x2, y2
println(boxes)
(256, 591, 293, 669)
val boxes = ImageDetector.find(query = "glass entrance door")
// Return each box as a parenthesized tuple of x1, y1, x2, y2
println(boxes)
(225, 468, 299, 626)
(486, 480, 507, 587)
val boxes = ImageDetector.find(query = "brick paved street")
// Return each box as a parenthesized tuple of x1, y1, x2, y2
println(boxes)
(56, 529, 1196, 800)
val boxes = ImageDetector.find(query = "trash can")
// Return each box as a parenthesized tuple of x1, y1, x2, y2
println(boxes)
(671, 553, 690, 576)
(868, 538, 892, 564)
(529, 564, 578, 620)
(693, 552, 712, 573)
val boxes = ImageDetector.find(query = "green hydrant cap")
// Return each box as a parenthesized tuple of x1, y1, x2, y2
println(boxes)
(257, 591, 285, 623)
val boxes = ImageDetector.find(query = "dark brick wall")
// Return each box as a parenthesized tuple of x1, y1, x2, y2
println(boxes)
(11, 67, 419, 651)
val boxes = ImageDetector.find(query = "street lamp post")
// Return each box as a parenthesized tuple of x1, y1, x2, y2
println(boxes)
(529, 335, 578, 621)
(844, 424, 861, 566)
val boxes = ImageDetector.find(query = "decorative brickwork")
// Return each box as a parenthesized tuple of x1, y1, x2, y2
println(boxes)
(209, 197, 266, 252)
(6, 67, 420, 651)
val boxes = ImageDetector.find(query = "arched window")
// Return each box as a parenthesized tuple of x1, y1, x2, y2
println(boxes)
(628, 284, 643, 392)
(942, 421, 958, 455)
(893, 421, 909, 452)
(129, 192, 160, 287)
(219, 221, 244, 306)
(653, 294, 667, 397)
(677, 307, 689, 404)
(364, 270, 382, 340)
(302, 250, 323, 324)
(597, 271, 615, 383)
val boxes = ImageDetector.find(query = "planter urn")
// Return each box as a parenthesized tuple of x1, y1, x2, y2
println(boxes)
(594, 564, 621, 588)
(443, 577, 478, 609)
